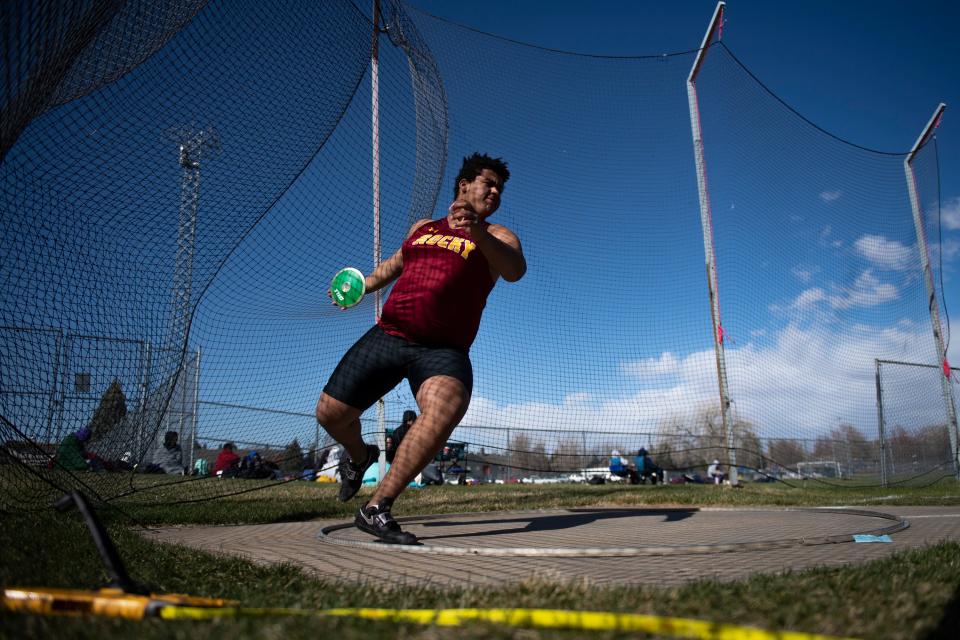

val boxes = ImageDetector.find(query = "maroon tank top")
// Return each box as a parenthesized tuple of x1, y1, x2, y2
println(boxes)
(378, 217, 495, 351)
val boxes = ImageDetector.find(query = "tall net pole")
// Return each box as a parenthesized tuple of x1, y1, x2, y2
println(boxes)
(687, 2, 737, 484)
(874, 359, 889, 486)
(904, 103, 959, 477)
(371, 0, 387, 479)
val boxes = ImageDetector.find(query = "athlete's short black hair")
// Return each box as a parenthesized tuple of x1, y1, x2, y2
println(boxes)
(453, 152, 509, 198)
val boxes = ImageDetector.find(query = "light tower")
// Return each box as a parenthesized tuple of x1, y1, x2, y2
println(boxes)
(168, 126, 220, 352)
(164, 126, 220, 461)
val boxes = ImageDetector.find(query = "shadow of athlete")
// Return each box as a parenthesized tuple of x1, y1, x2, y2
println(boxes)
(412, 507, 698, 542)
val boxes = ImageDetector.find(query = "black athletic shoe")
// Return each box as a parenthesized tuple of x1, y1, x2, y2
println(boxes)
(355, 499, 418, 545)
(337, 443, 379, 502)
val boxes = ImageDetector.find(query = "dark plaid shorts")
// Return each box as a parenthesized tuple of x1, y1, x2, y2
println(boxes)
(323, 325, 473, 410)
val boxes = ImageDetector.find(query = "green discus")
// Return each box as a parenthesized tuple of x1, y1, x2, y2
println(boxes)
(330, 267, 365, 308)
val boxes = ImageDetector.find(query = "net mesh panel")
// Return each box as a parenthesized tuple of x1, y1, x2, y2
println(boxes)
(687, 44, 956, 483)
(877, 361, 958, 483)
(1, 0, 956, 509)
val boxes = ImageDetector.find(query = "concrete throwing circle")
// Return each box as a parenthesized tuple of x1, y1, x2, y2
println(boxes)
(319, 506, 908, 557)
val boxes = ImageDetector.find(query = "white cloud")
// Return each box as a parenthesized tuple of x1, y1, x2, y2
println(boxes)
(792, 287, 826, 309)
(820, 190, 842, 202)
(791, 266, 815, 283)
(828, 270, 899, 309)
(819, 225, 843, 248)
(788, 271, 898, 311)
(854, 234, 915, 270)
(937, 238, 960, 262)
(942, 197, 960, 231)
(621, 352, 679, 379)
(460, 322, 948, 444)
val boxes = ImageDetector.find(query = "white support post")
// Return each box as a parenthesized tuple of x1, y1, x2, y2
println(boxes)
(904, 103, 959, 477)
(688, 2, 737, 485)
(371, 0, 387, 481)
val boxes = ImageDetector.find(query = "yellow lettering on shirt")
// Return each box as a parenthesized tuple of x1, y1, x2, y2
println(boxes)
(410, 232, 475, 260)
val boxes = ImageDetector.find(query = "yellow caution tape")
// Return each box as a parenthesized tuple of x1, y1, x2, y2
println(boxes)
(4, 588, 858, 640)
(163, 605, 858, 640)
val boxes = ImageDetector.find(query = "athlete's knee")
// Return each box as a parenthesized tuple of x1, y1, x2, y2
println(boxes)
(316, 393, 350, 427)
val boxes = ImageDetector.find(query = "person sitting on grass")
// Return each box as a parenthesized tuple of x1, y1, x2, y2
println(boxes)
(213, 442, 241, 478)
(708, 459, 726, 484)
(634, 447, 663, 485)
(609, 449, 639, 484)
(55, 427, 94, 471)
(146, 430, 185, 475)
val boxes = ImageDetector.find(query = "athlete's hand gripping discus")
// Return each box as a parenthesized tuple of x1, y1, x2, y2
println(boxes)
(330, 267, 365, 309)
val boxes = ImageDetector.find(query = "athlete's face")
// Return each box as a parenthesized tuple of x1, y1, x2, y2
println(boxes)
(458, 168, 502, 218)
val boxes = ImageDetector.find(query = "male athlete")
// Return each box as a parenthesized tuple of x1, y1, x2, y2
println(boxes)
(316, 153, 525, 544)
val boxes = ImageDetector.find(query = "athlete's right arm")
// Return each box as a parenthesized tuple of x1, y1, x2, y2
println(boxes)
(363, 218, 432, 293)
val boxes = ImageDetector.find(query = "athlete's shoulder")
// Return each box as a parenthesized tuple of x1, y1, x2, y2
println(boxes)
(485, 222, 522, 246)
(405, 218, 435, 238)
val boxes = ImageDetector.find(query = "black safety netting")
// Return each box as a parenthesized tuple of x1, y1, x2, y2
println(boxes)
(2, 0, 956, 510)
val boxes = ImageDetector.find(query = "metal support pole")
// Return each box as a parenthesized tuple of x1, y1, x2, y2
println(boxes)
(875, 359, 889, 487)
(904, 103, 959, 477)
(371, 0, 387, 482)
(45, 329, 64, 445)
(687, 2, 737, 485)
(137, 341, 152, 462)
(188, 347, 201, 472)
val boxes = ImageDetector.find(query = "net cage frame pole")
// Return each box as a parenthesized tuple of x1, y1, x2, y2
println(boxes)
(874, 359, 889, 486)
(188, 347, 201, 472)
(371, 0, 387, 479)
(687, 2, 737, 484)
(904, 103, 960, 478)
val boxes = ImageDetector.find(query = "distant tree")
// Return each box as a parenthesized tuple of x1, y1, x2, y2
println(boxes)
(766, 439, 807, 468)
(654, 404, 760, 471)
(508, 432, 549, 475)
(281, 438, 305, 473)
(549, 438, 583, 473)
(813, 424, 874, 473)
(915, 424, 950, 465)
(89, 379, 127, 440)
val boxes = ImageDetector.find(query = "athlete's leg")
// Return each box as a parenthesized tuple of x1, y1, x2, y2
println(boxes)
(370, 375, 469, 504)
(315, 393, 366, 463)
(317, 326, 404, 464)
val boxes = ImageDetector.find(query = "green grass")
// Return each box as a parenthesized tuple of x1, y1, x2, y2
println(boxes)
(2, 481, 959, 639)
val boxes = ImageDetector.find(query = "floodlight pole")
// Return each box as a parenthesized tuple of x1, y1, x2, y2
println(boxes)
(904, 103, 959, 478)
(372, 0, 387, 481)
(688, 2, 737, 485)
(170, 127, 219, 462)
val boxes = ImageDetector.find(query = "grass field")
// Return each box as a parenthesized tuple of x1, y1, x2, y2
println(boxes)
(2, 479, 960, 639)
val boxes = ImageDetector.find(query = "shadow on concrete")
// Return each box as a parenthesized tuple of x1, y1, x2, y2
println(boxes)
(414, 507, 698, 542)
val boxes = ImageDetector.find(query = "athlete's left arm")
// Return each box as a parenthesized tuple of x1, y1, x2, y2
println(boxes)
(474, 223, 526, 282)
